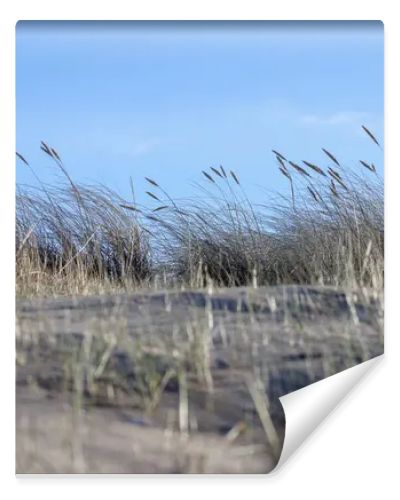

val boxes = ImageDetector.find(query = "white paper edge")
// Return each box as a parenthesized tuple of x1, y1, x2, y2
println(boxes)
(274, 354, 383, 471)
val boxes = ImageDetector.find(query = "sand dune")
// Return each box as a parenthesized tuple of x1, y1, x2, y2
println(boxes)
(16, 285, 383, 473)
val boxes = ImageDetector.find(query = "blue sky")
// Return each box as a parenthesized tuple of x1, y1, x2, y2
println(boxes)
(16, 21, 383, 205)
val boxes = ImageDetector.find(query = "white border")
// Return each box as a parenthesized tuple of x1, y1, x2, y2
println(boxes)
(1, 2, 398, 498)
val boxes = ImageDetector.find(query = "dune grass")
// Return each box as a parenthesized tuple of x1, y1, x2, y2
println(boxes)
(16, 146, 152, 296)
(15, 126, 383, 297)
(15, 127, 384, 472)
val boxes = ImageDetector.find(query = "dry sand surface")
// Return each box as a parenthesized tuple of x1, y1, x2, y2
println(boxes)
(16, 285, 383, 474)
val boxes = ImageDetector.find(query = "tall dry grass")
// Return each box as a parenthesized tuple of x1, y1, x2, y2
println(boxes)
(139, 126, 383, 289)
(16, 127, 384, 296)
(16, 145, 152, 296)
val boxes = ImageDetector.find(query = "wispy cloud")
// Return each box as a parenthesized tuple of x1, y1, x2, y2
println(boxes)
(85, 128, 163, 159)
(299, 111, 370, 126)
(131, 138, 161, 156)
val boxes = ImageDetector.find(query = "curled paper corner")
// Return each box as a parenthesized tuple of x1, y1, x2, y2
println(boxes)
(272, 354, 383, 472)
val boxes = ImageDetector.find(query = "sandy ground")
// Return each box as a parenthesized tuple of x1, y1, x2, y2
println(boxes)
(16, 285, 383, 474)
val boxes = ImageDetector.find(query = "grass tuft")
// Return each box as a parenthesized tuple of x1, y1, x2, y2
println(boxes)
(16, 128, 384, 295)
